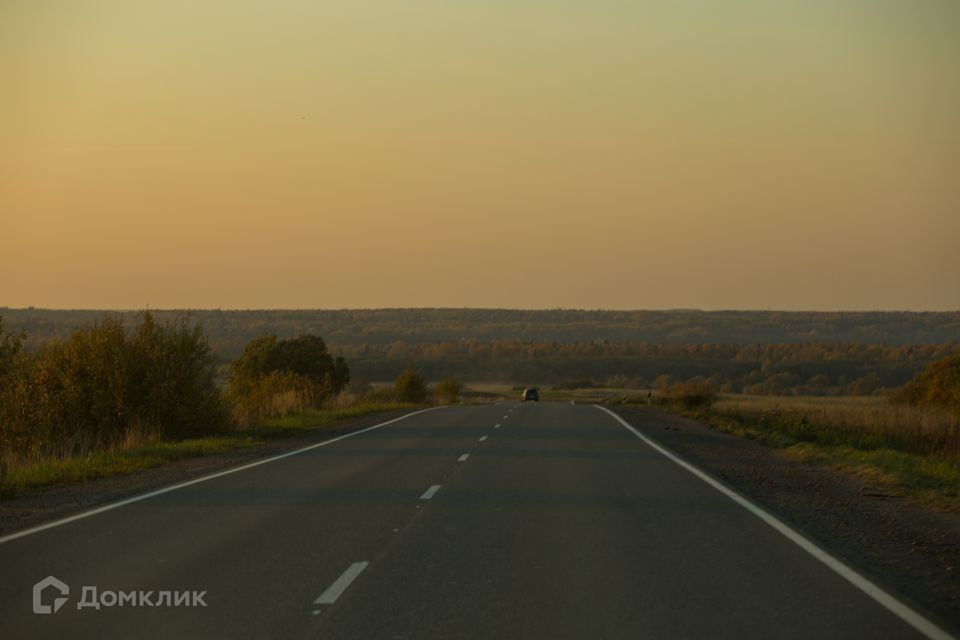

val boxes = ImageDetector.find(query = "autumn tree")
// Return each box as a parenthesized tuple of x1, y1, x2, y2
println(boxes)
(228, 334, 350, 425)
(891, 353, 960, 417)
(0, 312, 227, 458)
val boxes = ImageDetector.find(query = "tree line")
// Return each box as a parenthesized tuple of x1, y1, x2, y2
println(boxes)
(4, 308, 958, 359)
(0, 314, 228, 460)
(2, 310, 958, 471)
(0, 314, 462, 465)
(0, 314, 360, 462)
(342, 340, 959, 396)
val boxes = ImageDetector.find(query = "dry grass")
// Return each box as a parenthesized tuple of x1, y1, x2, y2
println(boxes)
(0, 401, 413, 497)
(693, 394, 960, 512)
(713, 395, 960, 460)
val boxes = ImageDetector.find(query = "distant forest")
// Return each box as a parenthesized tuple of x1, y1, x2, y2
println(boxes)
(3, 308, 958, 395)
(4, 309, 958, 353)
(341, 341, 960, 396)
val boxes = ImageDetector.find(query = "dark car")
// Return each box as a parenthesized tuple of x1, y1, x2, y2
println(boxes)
(521, 388, 539, 402)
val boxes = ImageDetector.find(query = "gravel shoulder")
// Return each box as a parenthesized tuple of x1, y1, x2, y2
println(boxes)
(613, 405, 960, 635)
(0, 409, 414, 538)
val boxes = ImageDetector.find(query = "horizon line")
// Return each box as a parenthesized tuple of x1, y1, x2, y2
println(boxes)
(2, 306, 958, 314)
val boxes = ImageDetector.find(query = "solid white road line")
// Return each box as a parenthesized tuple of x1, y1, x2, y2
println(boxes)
(0, 407, 445, 546)
(593, 404, 954, 640)
(478, 435, 488, 442)
(314, 562, 370, 605)
(420, 485, 442, 500)
(458, 454, 470, 462)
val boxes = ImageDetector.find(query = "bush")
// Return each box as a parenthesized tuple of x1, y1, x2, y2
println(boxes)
(0, 312, 228, 459)
(231, 371, 321, 427)
(661, 379, 716, 409)
(891, 354, 960, 418)
(395, 366, 428, 403)
(126, 313, 228, 440)
(434, 377, 462, 404)
(228, 334, 350, 426)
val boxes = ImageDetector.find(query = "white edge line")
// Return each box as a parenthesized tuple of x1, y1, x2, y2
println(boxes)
(419, 484, 441, 500)
(593, 404, 955, 640)
(458, 454, 469, 462)
(313, 561, 369, 605)
(0, 407, 444, 546)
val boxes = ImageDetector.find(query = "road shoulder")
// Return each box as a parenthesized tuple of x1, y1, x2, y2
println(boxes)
(611, 405, 960, 633)
(0, 409, 414, 538)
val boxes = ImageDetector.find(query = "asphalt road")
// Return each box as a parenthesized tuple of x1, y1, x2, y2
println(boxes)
(0, 402, 950, 639)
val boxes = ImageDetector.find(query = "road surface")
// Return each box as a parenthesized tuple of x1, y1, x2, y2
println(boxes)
(0, 402, 951, 639)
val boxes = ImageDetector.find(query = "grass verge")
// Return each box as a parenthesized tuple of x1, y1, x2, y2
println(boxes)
(0, 402, 418, 498)
(661, 399, 960, 514)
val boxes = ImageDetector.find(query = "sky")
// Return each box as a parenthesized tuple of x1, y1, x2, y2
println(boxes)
(2, 1, 958, 311)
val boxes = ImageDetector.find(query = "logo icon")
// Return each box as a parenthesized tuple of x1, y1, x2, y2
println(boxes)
(33, 576, 69, 614)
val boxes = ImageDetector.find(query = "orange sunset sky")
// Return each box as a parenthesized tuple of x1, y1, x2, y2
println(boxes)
(2, 1, 958, 310)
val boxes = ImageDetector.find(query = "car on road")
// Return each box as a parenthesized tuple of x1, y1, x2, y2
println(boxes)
(521, 387, 539, 402)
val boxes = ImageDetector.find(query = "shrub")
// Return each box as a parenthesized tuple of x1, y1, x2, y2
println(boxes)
(231, 370, 321, 427)
(395, 366, 428, 403)
(661, 379, 716, 409)
(0, 312, 228, 459)
(228, 334, 350, 426)
(891, 354, 960, 418)
(434, 377, 463, 404)
(126, 313, 228, 440)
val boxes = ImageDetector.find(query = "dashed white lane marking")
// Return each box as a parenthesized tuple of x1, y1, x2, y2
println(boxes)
(314, 561, 369, 605)
(593, 405, 954, 640)
(478, 435, 488, 442)
(420, 484, 442, 500)
(503, 415, 509, 420)
(458, 454, 470, 462)
(0, 407, 444, 546)
(494, 424, 501, 429)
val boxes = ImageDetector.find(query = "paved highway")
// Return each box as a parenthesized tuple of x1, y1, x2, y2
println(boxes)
(0, 402, 952, 639)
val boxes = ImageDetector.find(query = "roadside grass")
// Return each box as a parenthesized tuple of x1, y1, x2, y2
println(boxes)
(663, 394, 960, 513)
(0, 402, 417, 498)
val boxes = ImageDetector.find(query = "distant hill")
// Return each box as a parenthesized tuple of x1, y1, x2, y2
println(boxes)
(2, 308, 958, 361)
